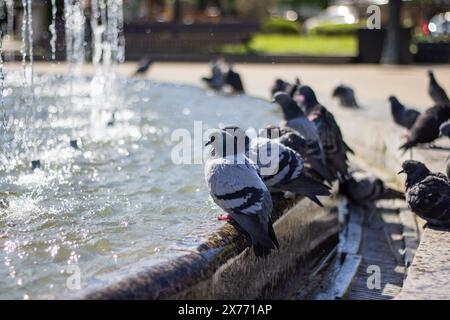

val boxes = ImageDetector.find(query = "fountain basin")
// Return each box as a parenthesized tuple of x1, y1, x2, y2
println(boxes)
(0, 73, 338, 299)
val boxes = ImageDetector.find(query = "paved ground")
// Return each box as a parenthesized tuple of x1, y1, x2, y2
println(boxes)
(7, 62, 450, 106)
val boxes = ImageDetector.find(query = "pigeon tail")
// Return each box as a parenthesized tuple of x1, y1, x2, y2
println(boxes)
(381, 187, 405, 200)
(278, 175, 330, 207)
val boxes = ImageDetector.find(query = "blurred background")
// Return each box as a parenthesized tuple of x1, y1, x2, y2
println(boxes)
(1, 0, 449, 64)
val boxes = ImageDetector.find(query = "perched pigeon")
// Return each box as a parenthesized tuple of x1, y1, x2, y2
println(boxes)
(202, 60, 224, 91)
(428, 70, 450, 106)
(332, 84, 359, 108)
(259, 125, 334, 183)
(440, 120, 450, 138)
(133, 56, 153, 76)
(399, 160, 450, 227)
(225, 65, 245, 94)
(399, 105, 450, 152)
(272, 92, 333, 179)
(270, 78, 300, 97)
(222, 126, 330, 207)
(389, 96, 421, 130)
(298, 85, 353, 179)
(339, 170, 404, 205)
(204, 130, 278, 257)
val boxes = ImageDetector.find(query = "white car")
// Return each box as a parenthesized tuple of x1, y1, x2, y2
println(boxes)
(304, 5, 358, 31)
(428, 12, 450, 36)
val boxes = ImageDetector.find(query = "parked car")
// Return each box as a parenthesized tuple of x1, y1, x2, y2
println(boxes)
(304, 5, 358, 32)
(427, 11, 450, 36)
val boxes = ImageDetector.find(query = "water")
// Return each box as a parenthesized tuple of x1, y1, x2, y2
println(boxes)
(0, 72, 279, 299)
(49, 0, 57, 61)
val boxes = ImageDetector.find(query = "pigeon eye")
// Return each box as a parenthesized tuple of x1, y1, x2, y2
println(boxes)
(210, 136, 216, 142)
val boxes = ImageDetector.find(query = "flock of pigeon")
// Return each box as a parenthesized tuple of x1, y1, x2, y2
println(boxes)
(202, 65, 450, 258)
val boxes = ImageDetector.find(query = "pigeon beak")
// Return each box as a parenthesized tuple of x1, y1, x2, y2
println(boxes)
(271, 99, 276, 104)
(397, 170, 405, 175)
(205, 140, 212, 147)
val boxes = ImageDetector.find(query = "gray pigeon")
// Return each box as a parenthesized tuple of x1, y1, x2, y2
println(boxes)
(428, 70, 450, 106)
(202, 60, 224, 91)
(298, 85, 354, 179)
(440, 120, 450, 138)
(389, 96, 421, 130)
(259, 125, 334, 183)
(332, 84, 359, 108)
(222, 126, 330, 207)
(399, 160, 450, 227)
(339, 170, 404, 205)
(399, 104, 450, 152)
(272, 92, 327, 167)
(204, 130, 278, 257)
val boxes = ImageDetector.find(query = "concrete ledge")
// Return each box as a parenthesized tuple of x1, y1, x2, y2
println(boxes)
(70, 195, 338, 299)
(396, 227, 450, 300)
(329, 104, 450, 300)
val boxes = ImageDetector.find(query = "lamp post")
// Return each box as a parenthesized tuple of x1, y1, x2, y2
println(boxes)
(381, 0, 403, 64)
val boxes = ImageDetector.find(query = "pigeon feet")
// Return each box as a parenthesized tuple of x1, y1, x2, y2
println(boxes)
(217, 214, 233, 221)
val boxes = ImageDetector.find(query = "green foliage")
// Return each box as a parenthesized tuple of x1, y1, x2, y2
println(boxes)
(261, 17, 301, 35)
(309, 23, 361, 36)
(220, 34, 357, 56)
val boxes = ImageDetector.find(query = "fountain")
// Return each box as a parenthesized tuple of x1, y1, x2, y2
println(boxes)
(0, 1, 342, 300)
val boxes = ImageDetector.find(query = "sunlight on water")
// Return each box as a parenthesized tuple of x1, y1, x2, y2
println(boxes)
(0, 72, 279, 299)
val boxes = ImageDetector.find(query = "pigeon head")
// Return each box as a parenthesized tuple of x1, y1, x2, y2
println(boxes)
(399, 160, 431, 188)
(220, 125, 250, 153)
(428, 70, 435, 80)
(205, 129, 236, 158)
(332, 85, 348, 97)
(272, 92, 304, 120)
(388, 96, 398, 104)
(440, 121, 450, 137)
(298, 85, 319, 110)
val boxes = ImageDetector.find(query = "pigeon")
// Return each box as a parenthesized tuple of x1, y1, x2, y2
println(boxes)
(389, 96, 421, 130)
(339, 170, 404, 205)
(272, 92, 335, 181)
(270, 78, 301, 98)
(204, 129, 278, 257)
(224, 64, 245, 94)
(332, 84, 359, 108)
(133, 56, 153, 76)
(399, 160, 450, 227)
(221, 126, 330, 207)
(202, 60, 224, 91)
(428, 70, 450, 106)
(298, 85, 354, 179)
(440, 120, 450, 138)
(259, 125, 334, 184)
(399, 104, 450, 152)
